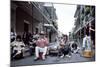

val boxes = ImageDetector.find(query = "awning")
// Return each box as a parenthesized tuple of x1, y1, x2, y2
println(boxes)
(74, 17, 95, 34)
(44, 24, 58, 33)
(44, 24, 53, 27)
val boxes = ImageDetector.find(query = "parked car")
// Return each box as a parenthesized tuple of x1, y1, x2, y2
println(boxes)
(48, 42, 59, 56)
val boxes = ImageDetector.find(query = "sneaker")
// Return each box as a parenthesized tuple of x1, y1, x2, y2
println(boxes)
(68, 55, 71, 58)
(60, 55, 64, 58)
(34, 57, 39, 61)
(65, 55, 71, 58)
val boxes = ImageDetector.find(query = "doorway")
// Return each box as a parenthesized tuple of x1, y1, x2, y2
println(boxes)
(24, 22, 29, 32)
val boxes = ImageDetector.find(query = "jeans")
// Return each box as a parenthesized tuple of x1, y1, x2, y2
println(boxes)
(35, 46, 48, 59)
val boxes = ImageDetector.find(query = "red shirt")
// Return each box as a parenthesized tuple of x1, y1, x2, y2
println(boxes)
(36, 38, 48, 48)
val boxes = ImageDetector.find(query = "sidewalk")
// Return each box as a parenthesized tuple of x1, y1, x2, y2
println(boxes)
(11, 53, 95, 67)
(11, 41, 95, 66)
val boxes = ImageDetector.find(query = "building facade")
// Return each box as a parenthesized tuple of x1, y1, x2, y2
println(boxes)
(73, 5, 95, 46)
(11, 1, 58, 43)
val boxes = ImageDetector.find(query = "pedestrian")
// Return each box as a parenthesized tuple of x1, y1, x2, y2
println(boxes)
(89, 26, 95, 49)
(60, 37, 65, 48)
(28, 32, 39, 55)
(22, 32, 27, 45)
(71, 42, 80, 54)
(82, 32, 93, 58)
(22, 32, 32, 46)
(11, 28, 16, 42)
(11, 35, 25, 60)
(58, 37, 65, 58)
(32, 32, 39, 53)
(26, 32, 31, 46)
(34, 31, 48, 61)
(33, 32, 39, 41)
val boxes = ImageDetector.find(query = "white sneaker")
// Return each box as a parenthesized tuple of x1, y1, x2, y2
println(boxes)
(68, 55, 71, 58)
(60, 55, 64, 58)
(65, 55, 71, 58)
(34, 57, 39, 61)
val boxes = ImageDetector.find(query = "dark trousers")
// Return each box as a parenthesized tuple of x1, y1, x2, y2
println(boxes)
(11, 38, 15, 42)
(11, 50, 17, 60)
(58, 47, 71, 56)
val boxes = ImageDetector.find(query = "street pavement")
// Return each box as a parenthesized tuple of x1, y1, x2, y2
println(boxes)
(11, 53, 95, 67)
(11, 42, 95, 67)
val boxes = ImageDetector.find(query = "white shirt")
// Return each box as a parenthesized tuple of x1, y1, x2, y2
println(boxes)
(33, 34, 39, 39)
(11, 41, 25, 51)
(60, 39, 65, 45)
(11, 32, 16, 39)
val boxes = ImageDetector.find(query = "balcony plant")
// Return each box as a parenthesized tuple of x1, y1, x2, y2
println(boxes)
(85, 6, 90, 15)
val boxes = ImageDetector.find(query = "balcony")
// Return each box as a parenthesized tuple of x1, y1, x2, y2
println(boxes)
(32, 2, 52, 24)
(43, 8, 51, 20)
(80, 14, 84, 21)
(85, 6, 90, 16)
(74, 16, 80, 26)
(52, 21, 58, 29)
(83, 13, 94, 26)
(90, 6, 95, 17)
(88, 14, 94, 21)
(74, 24, 81, 33)
(84, 15, 88, 22)
(33, 3, 51, 20)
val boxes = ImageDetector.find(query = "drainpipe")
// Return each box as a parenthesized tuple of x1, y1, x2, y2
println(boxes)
(32, 2, 33, 33)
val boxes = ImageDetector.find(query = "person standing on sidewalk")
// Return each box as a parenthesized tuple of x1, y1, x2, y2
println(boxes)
(34, 31, 48, 61)
(11, 28, 17, 42)
(82, 32, 93, 58)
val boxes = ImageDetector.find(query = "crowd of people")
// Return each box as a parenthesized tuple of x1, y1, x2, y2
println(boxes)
(57, 33, 94, 58)
(11, 30, 78, 61)
(10, 27, 95, 61)
(57, 36, 80, 58)
(10, 30, 49, 60)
